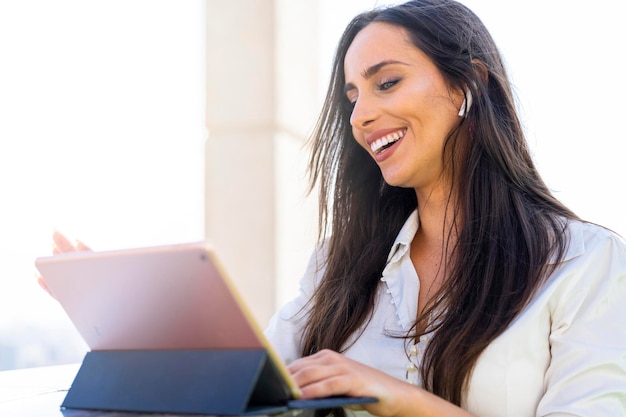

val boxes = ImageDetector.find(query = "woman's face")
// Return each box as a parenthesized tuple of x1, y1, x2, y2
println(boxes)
(344, 22, 463, 196)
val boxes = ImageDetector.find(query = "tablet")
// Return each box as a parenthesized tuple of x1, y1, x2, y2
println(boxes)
(35, 242, 264, 351)
(34, 241, 378, 412)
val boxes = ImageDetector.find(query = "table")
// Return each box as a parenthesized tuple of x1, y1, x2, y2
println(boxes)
(0, 363, 75, 417)
(0, 364, 228, 417)
(0, 364, 328, 417)
(0, 363, 355, 417)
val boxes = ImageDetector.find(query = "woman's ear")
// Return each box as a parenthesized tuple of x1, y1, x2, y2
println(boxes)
(458, 59, 488, 117)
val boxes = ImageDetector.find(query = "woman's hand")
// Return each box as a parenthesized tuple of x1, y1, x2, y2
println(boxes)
(287, 349, 476, 417)
(51, 229, 91, 255)
(287, 349, 415, 417)
(37, 229, 91, 294)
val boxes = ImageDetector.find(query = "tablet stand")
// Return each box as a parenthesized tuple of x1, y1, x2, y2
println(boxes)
(61, 349, 292, 415)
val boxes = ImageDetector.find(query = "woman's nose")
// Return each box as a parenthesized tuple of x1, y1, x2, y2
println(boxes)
(349, 96, 378, 129)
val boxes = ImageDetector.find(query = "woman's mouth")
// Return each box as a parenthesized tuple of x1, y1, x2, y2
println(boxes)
(370, 128, 407, 155)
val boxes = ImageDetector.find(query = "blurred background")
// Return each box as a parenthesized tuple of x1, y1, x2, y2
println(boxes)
(0, 0, 623, 370)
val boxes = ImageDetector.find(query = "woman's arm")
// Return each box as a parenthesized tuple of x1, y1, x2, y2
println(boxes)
(288, 349, 476, 417)
(537, 227, 626, 415)
(264, 241, 329, 364)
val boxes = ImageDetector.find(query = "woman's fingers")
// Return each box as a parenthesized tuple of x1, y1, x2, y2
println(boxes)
(75, 239, 91, 251)
(36, 273, 51, 295)
(287, 349, 416, 417)
(289, 350, 349, 395)
(289, 350, 381, 398)
(52, 229, 76, 253)
(40, 229, 92, 298)
(52, 229, 91, 254)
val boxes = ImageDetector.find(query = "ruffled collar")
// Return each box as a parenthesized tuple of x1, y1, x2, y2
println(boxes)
(385, 209, 419, 265)
(378, 210, 585, 330)
(380, 209, 419, 330)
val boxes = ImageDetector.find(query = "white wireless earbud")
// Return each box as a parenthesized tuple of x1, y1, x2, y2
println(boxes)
(458, 90, 473, 117)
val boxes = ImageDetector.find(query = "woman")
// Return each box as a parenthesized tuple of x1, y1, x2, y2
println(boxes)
(264, 0, 626, 416)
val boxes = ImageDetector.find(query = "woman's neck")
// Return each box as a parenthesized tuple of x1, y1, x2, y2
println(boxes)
(411, 188, 458, 319)
(414, 186, 457, 246)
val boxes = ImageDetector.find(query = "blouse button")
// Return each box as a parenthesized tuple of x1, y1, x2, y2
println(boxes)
(405, 343, 420, 385)
(405, 362, 418, 385)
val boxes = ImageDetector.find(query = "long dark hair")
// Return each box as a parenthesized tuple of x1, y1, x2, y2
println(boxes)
(303, 0, 578, 406)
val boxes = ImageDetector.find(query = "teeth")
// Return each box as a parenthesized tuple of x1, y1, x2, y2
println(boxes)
(371, 129, 406, 154)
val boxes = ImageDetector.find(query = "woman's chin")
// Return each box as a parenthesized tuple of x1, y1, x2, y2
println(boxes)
(380, 169, 410, 188)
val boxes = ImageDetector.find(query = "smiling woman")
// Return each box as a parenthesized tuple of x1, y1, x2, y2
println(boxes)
(0, 1, 623, 399)
(344, 22, 465, 192)
(265, 1, 626, 416)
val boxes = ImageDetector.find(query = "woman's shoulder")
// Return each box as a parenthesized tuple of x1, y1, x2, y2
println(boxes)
(562, 219, 626, 263)
(544, 219, 626, 302)
(530, 219, 626, 416)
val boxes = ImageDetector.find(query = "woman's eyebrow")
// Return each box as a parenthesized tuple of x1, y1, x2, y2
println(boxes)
(344, 60, 409, 94)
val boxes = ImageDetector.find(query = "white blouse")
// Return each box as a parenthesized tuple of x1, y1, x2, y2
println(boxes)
(264, 210, 626, 416)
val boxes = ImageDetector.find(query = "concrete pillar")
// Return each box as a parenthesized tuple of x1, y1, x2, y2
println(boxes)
(205, 1, 319, 327)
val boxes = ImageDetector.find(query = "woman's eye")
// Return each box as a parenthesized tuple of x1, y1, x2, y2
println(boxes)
(379, 79, 400, 90)
(343, 98, 356, 112)
(344, 95, 357, 110)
